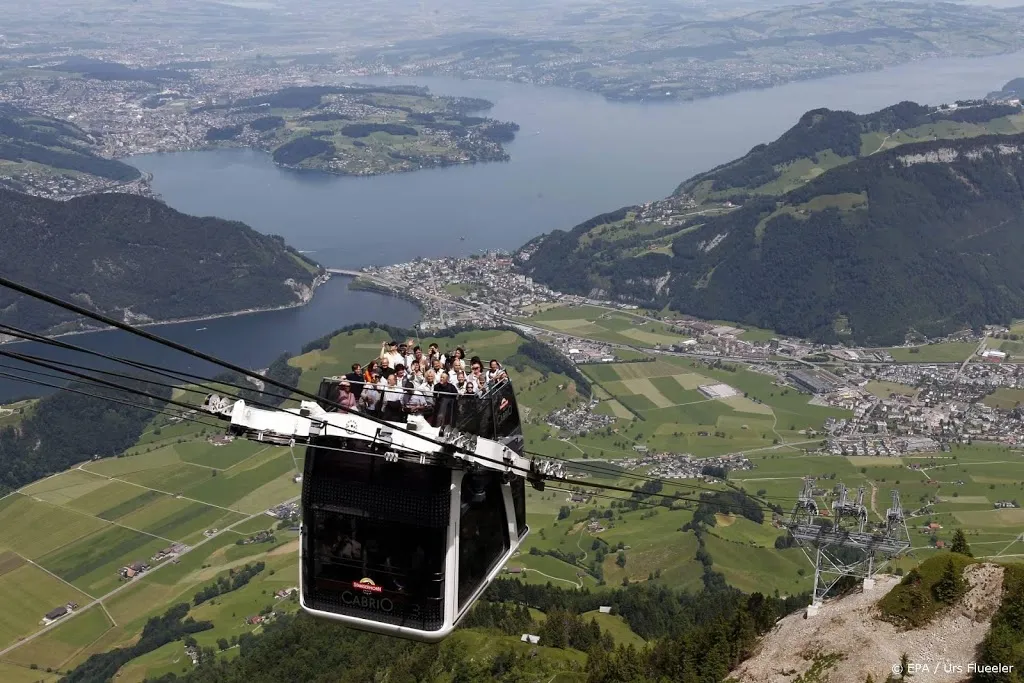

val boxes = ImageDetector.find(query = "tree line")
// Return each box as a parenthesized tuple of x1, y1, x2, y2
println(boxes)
(194, 562, 266, 606)
(141, 579, 805, 683)
(60, 603, 212, 682)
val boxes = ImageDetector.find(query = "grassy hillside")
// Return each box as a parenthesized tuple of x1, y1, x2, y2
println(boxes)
(878, 553, 975, 628)
(5, 325, 1024, 680)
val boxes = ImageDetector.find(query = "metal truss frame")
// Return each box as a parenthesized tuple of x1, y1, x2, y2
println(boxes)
(787, 479, 911, 605)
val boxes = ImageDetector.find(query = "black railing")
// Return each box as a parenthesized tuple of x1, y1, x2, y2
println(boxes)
(316, 376, 522, 446)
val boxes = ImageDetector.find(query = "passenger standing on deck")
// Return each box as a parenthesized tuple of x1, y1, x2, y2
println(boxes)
(379, 356, 395, 379)
(411, 346, 426, 373)
(382, 341, 404, 369)
(400, 340, 416, 370)
(363, 361, 379, 385)
(346, 363, 364, 398)
(359, 376, 382, 413)
(486, 359, 507, 388)
(433, 371, 458, 426)
(381, 374, 405, 420)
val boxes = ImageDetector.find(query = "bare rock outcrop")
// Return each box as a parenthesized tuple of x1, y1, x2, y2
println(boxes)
(730, 563, 1004, 683)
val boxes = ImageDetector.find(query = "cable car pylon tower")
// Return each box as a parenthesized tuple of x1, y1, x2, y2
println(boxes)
(787, 478, 910, 615)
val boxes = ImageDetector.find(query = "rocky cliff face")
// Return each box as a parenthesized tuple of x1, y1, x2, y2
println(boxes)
(730, 564, 1005, 683)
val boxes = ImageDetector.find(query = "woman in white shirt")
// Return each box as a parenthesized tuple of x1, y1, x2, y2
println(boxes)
(381, 341, 404, 369)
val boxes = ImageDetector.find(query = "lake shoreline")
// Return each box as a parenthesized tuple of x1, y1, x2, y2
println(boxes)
(0, 272, 339, 346)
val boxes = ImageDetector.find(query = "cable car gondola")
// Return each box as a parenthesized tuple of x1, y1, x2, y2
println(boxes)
(202, 376, 548, 642)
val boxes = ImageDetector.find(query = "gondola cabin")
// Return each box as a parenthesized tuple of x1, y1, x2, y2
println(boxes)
(206, 375, 539, 642)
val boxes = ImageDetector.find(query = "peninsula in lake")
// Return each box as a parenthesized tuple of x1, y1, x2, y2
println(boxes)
(198, 85, 519, 176)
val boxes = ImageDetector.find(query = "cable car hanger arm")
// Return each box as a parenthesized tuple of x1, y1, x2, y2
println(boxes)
(201, 394, 553, 488)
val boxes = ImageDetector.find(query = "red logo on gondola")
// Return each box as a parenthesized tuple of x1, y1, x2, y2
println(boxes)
(499, 398, 509, 411)
(353, 578, 382, 593)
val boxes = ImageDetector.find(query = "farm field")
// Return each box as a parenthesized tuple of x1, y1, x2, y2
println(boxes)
(885, 342, 978, 363)
(0, 661, 59, 682)
(577, 358, 849, 458)
(515, 304, 693, 347)
(0, 553, 91, 648)
(866, 380, 917, 399)
(7, 323, 1024, 679)
(3, 604, 113, 672)
(983, 387, 1024, 410)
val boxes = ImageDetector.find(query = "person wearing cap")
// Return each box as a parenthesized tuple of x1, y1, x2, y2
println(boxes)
(335, 380, 357, 411)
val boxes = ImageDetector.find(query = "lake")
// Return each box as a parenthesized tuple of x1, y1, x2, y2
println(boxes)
(4, 52, 1023, 401)
(131, 52, 1024, 269)
(0, 277, 420, 401)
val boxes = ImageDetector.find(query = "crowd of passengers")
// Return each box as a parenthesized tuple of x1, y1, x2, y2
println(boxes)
(329, 340, 508, 423)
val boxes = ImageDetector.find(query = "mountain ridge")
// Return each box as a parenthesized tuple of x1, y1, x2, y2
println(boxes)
(519, 98, 1024, 344)
(0, 189, 323, 337)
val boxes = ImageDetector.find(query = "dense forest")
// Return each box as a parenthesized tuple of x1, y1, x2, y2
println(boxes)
(986, 76, 1024, 102)
(0, 189, 320, 335)
(142, 579, 804, 683)
(205, 124, 243, 141)
(666, 134, 1024, 344)
(0, 105, 141, 181)
(0, 380, 169, 495)
(271, 135, 334, 165)
(523, 130, 1024, 344)
(51, 56, 188, 83)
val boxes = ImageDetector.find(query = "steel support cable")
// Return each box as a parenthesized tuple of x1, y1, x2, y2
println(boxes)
(0, 351, 226, 401)
(0, 278, 798, 513)
(523, 448, 801, 503)
(0, 347, 201, 416)
(0, 369, 224, 430)
(0, 323, 296, 406)
(0, 277, 498, 460)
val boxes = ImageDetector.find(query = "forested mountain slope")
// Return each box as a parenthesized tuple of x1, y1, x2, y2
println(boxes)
(0, 189, 321, 336)
(138, 579, 804, 683)
(664, 135, 1024, 344)
(520, 100, 1024, 345)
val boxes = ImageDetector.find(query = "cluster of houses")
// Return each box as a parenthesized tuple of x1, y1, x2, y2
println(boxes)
(153, 543, 187, 562)
(546, 400, 617, 435)
(266, 502, 299, 520)
(119, 560, 150, 580)
(618, 451, 754, 480)
(236, 530, 275, 546)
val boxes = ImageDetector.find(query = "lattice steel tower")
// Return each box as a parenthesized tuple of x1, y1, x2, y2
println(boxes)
(787, 478, 910, 610)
